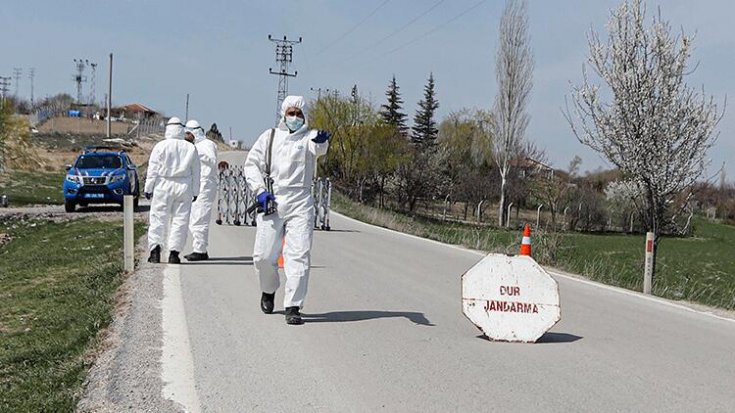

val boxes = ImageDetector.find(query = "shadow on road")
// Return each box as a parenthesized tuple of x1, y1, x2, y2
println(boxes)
(321, 229, 360, 233)
(301, 310, 434, 326)
(182, 256, 253, 265)
(537, 332, 583, 343)
(475, 332, 583, 344)
(76, 205, 151, 213)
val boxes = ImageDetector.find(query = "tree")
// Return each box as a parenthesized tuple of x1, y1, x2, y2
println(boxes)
(566, 0, 722, 287)
(411, 73, 439, 147)
(492, 0, 534, 227)
(379, 75, 408, 135)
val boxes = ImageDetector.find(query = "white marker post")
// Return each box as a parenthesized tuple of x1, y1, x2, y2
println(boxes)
(643, 232, 654, 294)
(123, 195, 134, 272)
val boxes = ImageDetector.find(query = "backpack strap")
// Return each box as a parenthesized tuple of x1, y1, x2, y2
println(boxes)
(265, 128, 275, 178)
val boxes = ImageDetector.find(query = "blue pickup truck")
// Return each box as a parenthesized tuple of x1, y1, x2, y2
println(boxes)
(63, 146, 140, 212)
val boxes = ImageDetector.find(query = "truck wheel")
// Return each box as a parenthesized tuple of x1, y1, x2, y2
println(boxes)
(65, 200, 76, 213)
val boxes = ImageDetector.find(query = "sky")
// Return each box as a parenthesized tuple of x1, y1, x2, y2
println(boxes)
(1, 0, 733, 180)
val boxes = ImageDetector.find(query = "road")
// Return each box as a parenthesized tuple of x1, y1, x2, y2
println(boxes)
(81, 150, 735, 412)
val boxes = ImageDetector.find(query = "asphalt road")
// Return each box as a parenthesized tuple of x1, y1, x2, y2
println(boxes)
(81, 150, 735, 412)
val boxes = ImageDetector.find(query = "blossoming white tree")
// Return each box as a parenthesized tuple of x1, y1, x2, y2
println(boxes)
(566, 0, 722, 287)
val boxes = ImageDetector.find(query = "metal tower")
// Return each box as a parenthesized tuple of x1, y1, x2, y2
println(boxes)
(0, 76, 10, 104)
(12, 68, 22, 97)
(88, 62, 97, 106)
(28, 68, 35, 107)
(73, 58, 89, 104)
(268, 34, 302, 124)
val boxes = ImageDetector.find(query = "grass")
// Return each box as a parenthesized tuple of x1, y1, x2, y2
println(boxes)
(0, 170, 65, 206)
(0, 216, 146, 411)
(332, 192, 735, 310)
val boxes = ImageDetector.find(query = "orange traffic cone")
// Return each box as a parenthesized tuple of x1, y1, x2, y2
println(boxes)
(277, 238, 285, 268)
(519, 224, 532, 256)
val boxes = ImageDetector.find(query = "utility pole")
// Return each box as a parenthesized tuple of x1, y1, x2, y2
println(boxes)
(73, 58, 89, 105)
(106, 53, 113, 138)
(88, 62, 97, 106)
(0, 76, 11, 104)
(28, 68, 35, 107)
(310, 87, 332, 100)
(12, 68, 22, 97)
(185, 93, 190, 122)
(268, 34, 302, 125)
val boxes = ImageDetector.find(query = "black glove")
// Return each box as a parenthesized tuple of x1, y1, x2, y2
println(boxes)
(144, 192, 152, 200)
(312, 130, 331, 144)
(192, 196, 198, 202)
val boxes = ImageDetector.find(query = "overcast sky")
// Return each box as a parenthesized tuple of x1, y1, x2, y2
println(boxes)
(1, 0, 733, 179)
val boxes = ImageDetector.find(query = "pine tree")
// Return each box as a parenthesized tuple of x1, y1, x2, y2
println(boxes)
(411, 73, 439, 146)
(379, 75, 408, 135)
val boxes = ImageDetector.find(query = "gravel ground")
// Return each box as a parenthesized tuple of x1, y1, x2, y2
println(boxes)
(76, 236, 182, 412)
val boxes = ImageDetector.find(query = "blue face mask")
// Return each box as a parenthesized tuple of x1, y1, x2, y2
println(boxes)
(285, 116, 304, 131)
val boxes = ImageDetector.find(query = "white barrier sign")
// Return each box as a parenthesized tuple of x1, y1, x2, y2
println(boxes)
(462, 254, 561, 343)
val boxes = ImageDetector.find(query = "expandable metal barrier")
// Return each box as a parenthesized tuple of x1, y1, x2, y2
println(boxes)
(215, 168, 332, 231)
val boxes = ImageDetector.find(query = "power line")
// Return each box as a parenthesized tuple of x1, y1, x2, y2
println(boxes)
(382, 0, 488, 57)
(314, 0, 391, 56)
(347, 0, 445, 60)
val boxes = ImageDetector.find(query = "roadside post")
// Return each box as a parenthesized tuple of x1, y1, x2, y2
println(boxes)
(643, 232, 654, 294)
(123, 195, 134, 272)
(462, 254, 561, 343)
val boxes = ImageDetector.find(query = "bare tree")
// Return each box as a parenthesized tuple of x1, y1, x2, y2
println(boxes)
(566, 0, 723, 286)
(492, 0, 534, 227)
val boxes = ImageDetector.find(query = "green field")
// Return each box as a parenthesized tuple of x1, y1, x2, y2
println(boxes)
(332, 193, 735, 310)
(0, 170, 65, 206)
(0, 217, 145, 411)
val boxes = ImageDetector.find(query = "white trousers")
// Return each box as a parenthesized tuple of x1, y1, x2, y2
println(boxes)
(148, 177, 193, 253)
(252, 190, 315, 309)
(189, 179, 216, 253)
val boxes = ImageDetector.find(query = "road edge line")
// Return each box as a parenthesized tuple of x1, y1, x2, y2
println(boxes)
(161, 264, 201, 413)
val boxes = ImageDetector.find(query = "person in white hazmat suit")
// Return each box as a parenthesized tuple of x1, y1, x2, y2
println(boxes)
(145, 117, 201, 264)
(184, 120, 218, 261)
(244, 95, 331, 325)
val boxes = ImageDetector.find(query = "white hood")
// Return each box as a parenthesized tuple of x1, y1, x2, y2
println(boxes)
(278, 95, 309, 133)
(165, 117, 185, 140)
(185, 119, 207, 143)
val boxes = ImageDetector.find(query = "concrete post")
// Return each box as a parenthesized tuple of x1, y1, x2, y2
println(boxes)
(506, 202, 514, 228)
(124, 195, 134, 272)
(643, 232, 654, 294)
(536, 204, 543, 229)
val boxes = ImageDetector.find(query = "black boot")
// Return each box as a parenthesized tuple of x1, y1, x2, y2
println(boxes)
(184, 252, 209, 261)
(285, 306, 304, 325)
(168, 250, 181, 264)
(147, 245, 161, 263)
(260, 292, 275, 314)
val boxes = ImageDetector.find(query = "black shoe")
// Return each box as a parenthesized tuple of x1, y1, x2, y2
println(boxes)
(184, 252, 209, 261)
(285, 306, 304, 325)
(168, 250, 181, 264)
(260, 292, 275, 314)
(147, 245, 161, 263)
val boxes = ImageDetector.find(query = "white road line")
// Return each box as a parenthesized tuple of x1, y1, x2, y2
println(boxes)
(161, 265, 201, 413)
(333, 211, 735, 324)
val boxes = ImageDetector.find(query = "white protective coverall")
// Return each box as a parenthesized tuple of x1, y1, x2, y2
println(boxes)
(243, 96, 329, 309)
(186, 120, 218, 253)
(146, 118, 201, 253)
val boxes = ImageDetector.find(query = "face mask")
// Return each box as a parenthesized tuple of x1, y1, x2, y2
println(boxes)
(285, 116, 304, 131)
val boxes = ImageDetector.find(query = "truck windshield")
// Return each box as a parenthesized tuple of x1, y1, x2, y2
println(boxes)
(75, 155, 122, 169)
